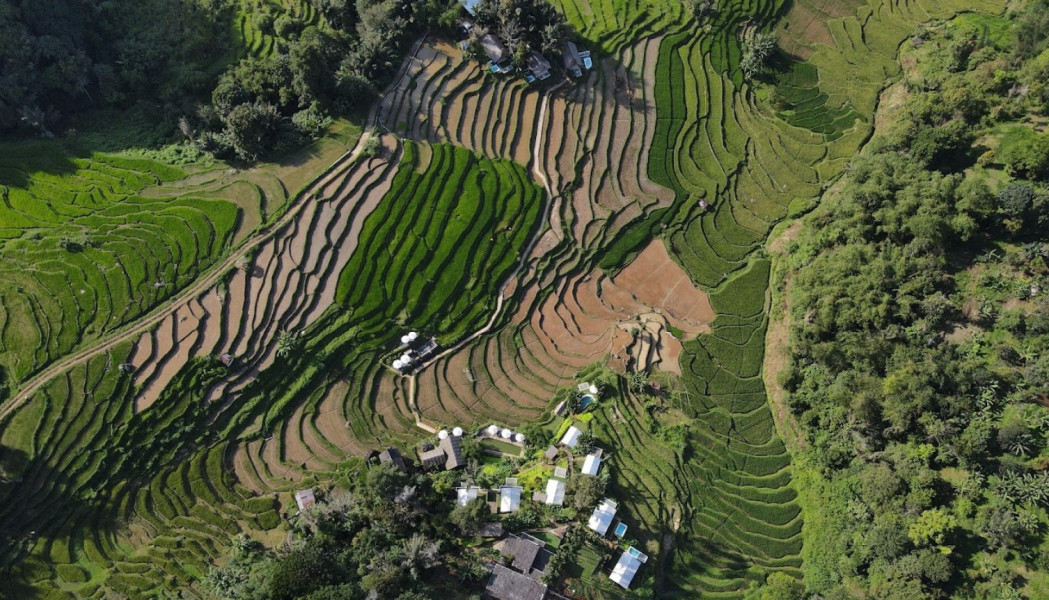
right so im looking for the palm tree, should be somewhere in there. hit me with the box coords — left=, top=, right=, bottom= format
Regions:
left=276, top=329, right=300, bottom=359
left=399, top=534, right=441, bottom=580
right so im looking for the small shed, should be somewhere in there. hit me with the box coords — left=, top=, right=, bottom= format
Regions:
left=581, top=454, right=601, bottom=476
left=294, top=489, right=316, bottom=511
left=544, top=446, right=559, bottom=461
left=378, top=447, right=407, bottom=472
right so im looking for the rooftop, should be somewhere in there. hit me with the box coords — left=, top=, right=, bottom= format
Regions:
left=486, top=563, right=547, bottom=600
left=457, top=486, right=482, bottom=507
left=610, top=550, right=641, bottom=589
left=378, top=447, right=407, bottom=472
left=500, top=485, right=522, bottom=513
left=544, top=478, right=566, bottom=506
left=561, top=425, right=581, bottom=448
left=588, top=498, right=618, bottom=536
left=481, top=34, right=508, bottom=64
left=294, top=488, right=315, bottom=511
left=581, top=454, right=601, bottom=476
left=441, top=434, right=464, bottom=470
left=503, top=534, right=543, bottom=573
left=418, top=447, right=446, bottom=469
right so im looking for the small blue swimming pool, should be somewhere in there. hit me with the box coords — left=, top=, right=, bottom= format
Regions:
left=579, top=394, right=595, bottom=410
left=614, top=523, right=628, bottom=538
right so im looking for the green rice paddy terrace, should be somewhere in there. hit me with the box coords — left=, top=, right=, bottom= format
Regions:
left=0, top=0, right=1006, bottom=597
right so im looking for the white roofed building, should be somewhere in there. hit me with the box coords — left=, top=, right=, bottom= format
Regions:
left=561, top=425, right=582, bottom=448
left=499, top=485, right=522, bottom=513
left=581, top=454, right=601, bottom=476
left=544, top=478, right=566, bottom=506
left=610, top=547, right=648, bottom=589
left=588, top=498, right=618, bottom=536
left=456, top=485, right=482, bottom=507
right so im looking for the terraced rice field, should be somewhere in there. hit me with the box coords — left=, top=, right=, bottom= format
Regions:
left=0, top=145, right=243, bottom=387
left=231, top=0, right=320, bottom=59
left=0, top=0, right=1010, bottom=597
left=0, top=137, right=544, bottom=597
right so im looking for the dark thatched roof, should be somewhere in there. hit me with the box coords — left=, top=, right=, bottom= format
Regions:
left=503, top=535, right=542, bottom=573
left=440, top=435, right=464, bottom=470
left=486, top=564, right=547, bottom=600
left=378, top=448, right=407, bottom=472
left=418, top=447, right=446, bottom=469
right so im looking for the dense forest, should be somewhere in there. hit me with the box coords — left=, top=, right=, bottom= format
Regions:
left=782, top=2, right=1049, bottom=598
left=0, top=0, right=462, bottom=158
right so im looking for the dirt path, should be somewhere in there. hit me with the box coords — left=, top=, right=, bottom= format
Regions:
left=0, top=36, right=431, bottom=424
left=406, top=80, right=565, bottom=429
left=762, top=222, right=807, bottom=453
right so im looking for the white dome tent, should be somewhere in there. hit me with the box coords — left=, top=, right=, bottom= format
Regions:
left=500, top=428, right=512, bottom=439
left=487, top=424, right=500, bottom=435
left=400, top=334, right=410, bottom=344
left=408, top=331, right=419, bottom=341
left=452, top=427, right=463, bottom=437
left=392, top=359, right=403, bottom=370
left=514, top=433, right=525, bottom=443
left=438, top=429, right=449, bottom=440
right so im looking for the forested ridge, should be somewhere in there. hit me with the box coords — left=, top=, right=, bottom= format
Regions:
left=782, top=3, right=1049, bottom=598
left=0, top=0, right=461, bottom=157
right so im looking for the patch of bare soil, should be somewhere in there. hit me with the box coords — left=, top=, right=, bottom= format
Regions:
left=764, top=224, right=808, bottom=452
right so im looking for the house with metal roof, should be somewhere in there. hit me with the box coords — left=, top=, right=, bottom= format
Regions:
left=588, top=498, right=618, bottom=536
left=610, top=547, right=648, bottom=589
left=544, top=478, right=566, bottom=506
left=581, top=453, right=601, bottom=476
left=560, top=425, right=581, bottom=448
left=499, top=484, right=522, bottom=513
left=457, top=485, right=483, bottom=507
left=294, top=488, right=316, bottom=511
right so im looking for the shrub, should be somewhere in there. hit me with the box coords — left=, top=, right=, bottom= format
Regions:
left=1000, top=132, right=1049, bottom=181
left=291, top=104, right=332, bottom=139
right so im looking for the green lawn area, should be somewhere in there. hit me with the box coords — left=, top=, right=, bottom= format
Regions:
left=480, top=438, right=525, bottom=456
